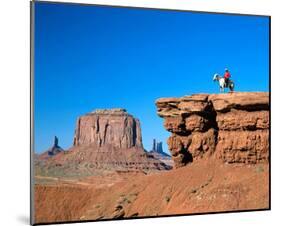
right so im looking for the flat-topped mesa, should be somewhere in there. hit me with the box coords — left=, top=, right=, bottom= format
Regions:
left=36, top=109, right=172, bottom=175
left=91, top=108, right=128, bottom=115
left=73, top=108, right=143, bottom=149
left=156, top=92, right=269, bottom=168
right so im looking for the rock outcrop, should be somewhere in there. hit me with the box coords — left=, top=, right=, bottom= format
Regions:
left=37, top=136, right=64, bottom=161
left=150, top=139, right=169, bottom=157
left=73, top=109, right=142, bottom=149
left=156, top=92, right=269, bottom=168
left=48, top=136, right=64, bottom=156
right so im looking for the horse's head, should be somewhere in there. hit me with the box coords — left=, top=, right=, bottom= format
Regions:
left=213, top=73, right=219, bottom=81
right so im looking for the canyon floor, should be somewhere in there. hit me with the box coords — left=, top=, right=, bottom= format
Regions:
left=34, top=159, right=269, bottom=224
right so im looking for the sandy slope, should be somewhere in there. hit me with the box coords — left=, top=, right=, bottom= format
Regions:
left=34, top=159, right=269, bottom=224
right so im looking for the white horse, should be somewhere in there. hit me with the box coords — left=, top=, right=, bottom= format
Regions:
left=213, top=73, right=234, bottom=93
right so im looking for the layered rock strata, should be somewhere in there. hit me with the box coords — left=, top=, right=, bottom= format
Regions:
left=73, top=109, right=142, bottom=149
left=156, top=92, right=269, bottom=168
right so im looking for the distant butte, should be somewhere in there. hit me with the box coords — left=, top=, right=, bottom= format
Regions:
left=73, top=108, right=143, bottom=149
left=148, top=139, right=173, bottom=167
left=36, top=109, right=171, bottom=177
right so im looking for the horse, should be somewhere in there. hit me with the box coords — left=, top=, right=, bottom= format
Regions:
left=213, top=73, right=234, bottom=93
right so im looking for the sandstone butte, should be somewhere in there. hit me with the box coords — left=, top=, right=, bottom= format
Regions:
left=73, top=108, right=143, bottom=149
left=156, top=92, right=269, bottom=168
left=36, top=108, right=171, bottom=178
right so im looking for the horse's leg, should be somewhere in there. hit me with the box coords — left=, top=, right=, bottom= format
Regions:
left=221, top=80, right=225, bottom=93
left=229, top=84, right=234, bottom=92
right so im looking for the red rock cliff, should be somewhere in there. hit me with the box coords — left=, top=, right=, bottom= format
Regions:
left=156, top=92, right=269, bottom=168
left=73, top=109, right=143, bottom=149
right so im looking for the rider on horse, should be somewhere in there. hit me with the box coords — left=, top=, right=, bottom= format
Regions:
left=213, top=68, right=234, bottom=92
left=224, top=68, right=231, bottom=87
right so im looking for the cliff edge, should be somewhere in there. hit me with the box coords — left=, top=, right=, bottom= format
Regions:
left=156, top=92, right=269, bottom=168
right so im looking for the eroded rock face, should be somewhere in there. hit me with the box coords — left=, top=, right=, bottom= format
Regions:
left=73, top=109, right=143, bottom=149
left=36, top=109, right=171, bottom=176
left=156, top=92, right=269, bottom=168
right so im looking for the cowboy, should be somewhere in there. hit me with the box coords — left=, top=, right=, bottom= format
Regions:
left=224, top=68, right=231, bottom=87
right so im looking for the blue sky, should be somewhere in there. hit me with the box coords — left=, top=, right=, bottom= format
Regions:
left=34, top=2, right=269, bottom=153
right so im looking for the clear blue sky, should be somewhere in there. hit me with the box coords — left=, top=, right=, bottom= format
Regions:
left=34, top=2, right=269, bottom=153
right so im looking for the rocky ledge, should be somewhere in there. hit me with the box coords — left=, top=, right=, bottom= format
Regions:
left=156, top=92, right=269, bottom=168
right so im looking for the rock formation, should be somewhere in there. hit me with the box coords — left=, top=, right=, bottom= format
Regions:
left=35, top=103, right=269, bottom=223
left=36, top=109, right=171, bottom=177
left=152, top=139, right=156, bottom=152
left=148, top=139, right=172, bottom=167
left=156, top=92, right=269, bottom=168
left=73, top=109, right=142, bottom=149
left=48, top=136, right=64, bottom=156
left=156, top=142, right=163, bottom=153
left=37, top=136, right=64, bottom=161
left=150, top=139, right=170, bottom=157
